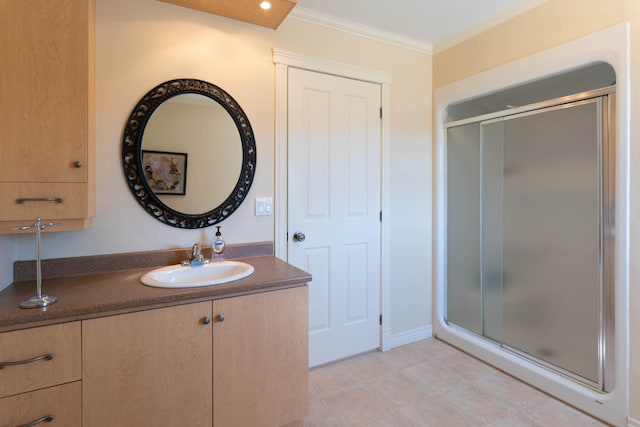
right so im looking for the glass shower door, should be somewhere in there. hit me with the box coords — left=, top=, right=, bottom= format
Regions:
left=497, top=100, right=602, bottom=385
left=446, top=95, right=610, bottom=390
left=446, top=122, right=482, bottom=335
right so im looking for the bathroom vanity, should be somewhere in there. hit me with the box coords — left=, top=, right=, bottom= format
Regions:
left=0, top=249, right=310, bottom=427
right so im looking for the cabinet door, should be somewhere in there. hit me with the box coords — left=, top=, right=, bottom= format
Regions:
left=0, top=0, right=93, bottom=183
left=213, top=286, right=309, bottom=427
left=83, top=302, right=212, bottom=427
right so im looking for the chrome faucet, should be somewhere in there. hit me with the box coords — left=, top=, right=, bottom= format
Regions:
left=181, top=243, right=209, bottom=266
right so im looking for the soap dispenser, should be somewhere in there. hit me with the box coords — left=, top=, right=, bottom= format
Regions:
left=211, top=226, right=225, bottom=262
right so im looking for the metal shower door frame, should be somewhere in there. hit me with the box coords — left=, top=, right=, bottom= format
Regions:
left=444, top=87, right=616, bottom=392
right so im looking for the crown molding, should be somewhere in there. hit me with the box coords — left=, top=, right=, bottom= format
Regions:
left=288, top=7, right=433, bottom=55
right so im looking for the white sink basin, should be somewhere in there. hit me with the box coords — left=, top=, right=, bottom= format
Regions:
left=141, top=261, right=254, bottom=288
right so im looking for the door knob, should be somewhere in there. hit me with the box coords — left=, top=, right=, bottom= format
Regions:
left=292, top=232, right=306, bottom=242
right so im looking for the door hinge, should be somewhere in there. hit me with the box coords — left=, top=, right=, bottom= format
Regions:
left=379, top=211, right=382, bottom=223
left=379, top=107, right=383, bottom=119
left=379, top=314, right=382, bottom=325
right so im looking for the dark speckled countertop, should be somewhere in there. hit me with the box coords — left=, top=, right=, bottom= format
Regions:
left=0, top=243, right=311, bottom=333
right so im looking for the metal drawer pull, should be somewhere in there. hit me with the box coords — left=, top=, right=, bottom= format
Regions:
left=15, top=198, right=63, bottom=204
left=17, top=415, right=54, bottom=427
left=0, top=353, right=53, bottom=369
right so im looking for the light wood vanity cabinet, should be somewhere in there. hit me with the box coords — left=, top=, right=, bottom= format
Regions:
left=82, top=286, right=308, bottom=427
left=213, top=286, right=309, bottom=426
left=0, top=0, right=95, bottom=233
left=0, top=322, right=82, bottom=427
left=82, top=301, right=213, bottom=426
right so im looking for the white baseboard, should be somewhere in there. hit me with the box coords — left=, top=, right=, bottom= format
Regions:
left=382, top=325, right=432, bottom=351
left=628, top=416, right=640, bottom=427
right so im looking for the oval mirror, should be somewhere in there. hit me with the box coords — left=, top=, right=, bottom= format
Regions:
left=122, top=79, right=256, bottom=228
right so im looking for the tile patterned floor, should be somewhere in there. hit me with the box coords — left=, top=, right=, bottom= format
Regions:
left=305, top=338, right=608, bottom=427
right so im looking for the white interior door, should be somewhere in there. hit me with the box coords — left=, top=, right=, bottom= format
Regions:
left=287, top=67, right=381, bottom=367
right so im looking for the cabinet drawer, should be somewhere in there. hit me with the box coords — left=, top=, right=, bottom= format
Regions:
left=0, top=381, right=81, bottom=427
left=0, top=322, right=81, bottom=398
left=0, top=183, right=90, bottom=221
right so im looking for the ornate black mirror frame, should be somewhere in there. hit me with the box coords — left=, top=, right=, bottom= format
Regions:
left=122, top=78, right=256, bottom=229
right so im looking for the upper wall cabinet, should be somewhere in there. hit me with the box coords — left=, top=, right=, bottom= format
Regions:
left=0, top=0, right=95, bottom=234
left=157, top=0, right=297, bottom=29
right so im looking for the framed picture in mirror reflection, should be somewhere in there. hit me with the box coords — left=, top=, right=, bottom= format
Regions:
left=142, top=150, right=188, bottom=195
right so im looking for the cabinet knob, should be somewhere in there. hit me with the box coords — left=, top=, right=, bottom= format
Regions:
left=216, top=314, right=225, bottom=322
left=73, top=161, right=83, bottom=168
left=202, top=316, right=211, bottom=325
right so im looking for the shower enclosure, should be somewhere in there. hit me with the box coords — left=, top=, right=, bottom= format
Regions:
left=445, top=85, right=615, bottom=391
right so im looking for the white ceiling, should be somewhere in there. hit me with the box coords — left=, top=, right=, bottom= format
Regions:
left=291, top=0, right=547, bottom=53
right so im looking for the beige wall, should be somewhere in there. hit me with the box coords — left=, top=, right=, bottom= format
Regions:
left=433, top=0, right=640, bottom=421
left=434, top=0, right=633, bottom=88
left=0, top=0, right=432, bottom=341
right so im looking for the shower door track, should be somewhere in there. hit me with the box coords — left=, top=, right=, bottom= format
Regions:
left=444, top=321, right=603, bottom=390
left=444, top=85, right=615, bottom=130
left=502, top=344, right=604, bottom=391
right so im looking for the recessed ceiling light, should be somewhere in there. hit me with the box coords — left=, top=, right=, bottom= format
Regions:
left=260, top=1, right=272, bottom=10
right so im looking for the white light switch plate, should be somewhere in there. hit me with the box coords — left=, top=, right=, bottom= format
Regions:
left=255, top=197, right=273, bottom=216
